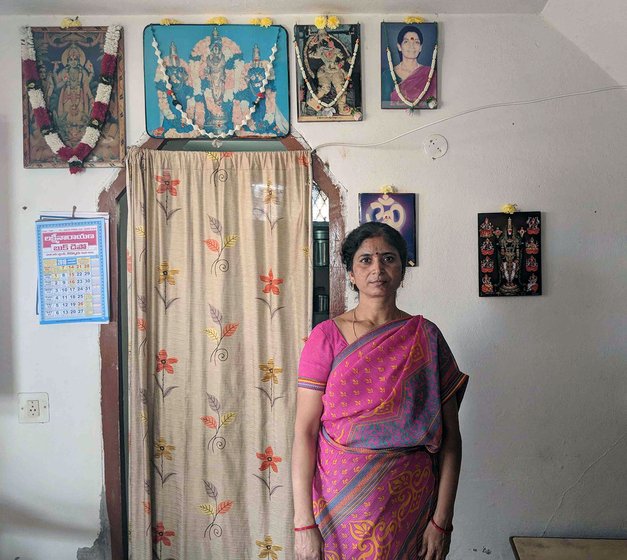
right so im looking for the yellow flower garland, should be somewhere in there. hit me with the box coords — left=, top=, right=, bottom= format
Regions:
left=327, top=15, right=340, bottom=29
left=60, top=17, right=82, bottom=28
left=314, top=15, right=341, bottom=29
left=404, top=16, right=426, bottom=24
left=314, top=16, right=327, bottom=29
left=207, top=16, right=228, bottom=25
left=250, top=17, right=273, bottom=27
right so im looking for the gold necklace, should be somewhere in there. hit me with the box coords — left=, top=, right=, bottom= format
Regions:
left=352, top=308, right=359, bottom=341
left=352, top=308, right=402, bottom=340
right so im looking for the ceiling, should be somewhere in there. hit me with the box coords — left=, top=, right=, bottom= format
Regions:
left=0, top=0, right=549, bottom=16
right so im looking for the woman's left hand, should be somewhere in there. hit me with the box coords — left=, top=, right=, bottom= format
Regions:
left=418, top=521, right=451, bottom=560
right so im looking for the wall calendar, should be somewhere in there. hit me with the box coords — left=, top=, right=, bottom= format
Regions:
left=36, top=217, right=110, bottom=324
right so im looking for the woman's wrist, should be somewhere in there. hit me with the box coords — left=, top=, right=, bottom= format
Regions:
left=294, top=515, right=317, bottom=527
left=294, top=523, right=318, bottom=532
left=430, top=518, right=453, bottom=535
left=432, top=509, right=453, bottom=529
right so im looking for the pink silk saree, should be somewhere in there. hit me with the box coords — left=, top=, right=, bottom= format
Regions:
left=298, top=316, right=468, bottom=560
left=389, top=65, right=437, bottom=107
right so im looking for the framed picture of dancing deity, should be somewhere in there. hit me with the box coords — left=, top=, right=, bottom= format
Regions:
left=359, top=193, right=417, bottom=267
left=22, top=27, right=126, bottom=169
left=143, top=24, right=290, bottom=139
left=478, top=212, right=542, bottom=297
left=294, top=24, right=362, bottom=122
left=380, top=22, right=438, bottom=110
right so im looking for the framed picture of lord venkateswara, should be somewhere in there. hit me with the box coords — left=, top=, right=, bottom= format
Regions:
left=143, top=24, right=290, bottom=138
left=359, top=193, right=417, bottom=266
left=478, top=212, right=542, bottom=297
left=22, top=27, right=126, bottom=169
left=294, top=24, right=362, bottom=122
left=381, top=22, right=438, bottom=110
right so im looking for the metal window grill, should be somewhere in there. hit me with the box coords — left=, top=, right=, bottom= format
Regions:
left=312, top=182, right=329, bottom=222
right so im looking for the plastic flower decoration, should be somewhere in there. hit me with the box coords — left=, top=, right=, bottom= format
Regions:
left=314, top=16, right=327, bottom=29
left=250, top=17, right=273, bottom=27
left=379, top=185, right=396, bottom=194
left=207, top=16, right=229, bottom=25
left=327, top=15, right=341, bottom=29
left=160, top=18, right=182, bottom=25
left=60, top=17, right=81, bottom=28
left=404, top=16, right=426, bottom=24
left=501, top=203, right=518, bottom=214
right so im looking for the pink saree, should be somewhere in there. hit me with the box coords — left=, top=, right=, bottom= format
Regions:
left=298, top=316, right=468, bottom=560
left=390, top=66, right=437, bottom=107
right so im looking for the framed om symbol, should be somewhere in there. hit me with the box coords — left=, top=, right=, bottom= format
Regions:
left=359, top=193, right=417, bottom=266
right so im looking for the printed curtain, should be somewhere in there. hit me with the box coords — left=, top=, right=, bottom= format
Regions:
left=126, top=147, right=312, bottom=559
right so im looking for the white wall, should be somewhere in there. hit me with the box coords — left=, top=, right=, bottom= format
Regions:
left=1, top=10, right=626, bottom=560
left=543, top=0, right=627, bottom=84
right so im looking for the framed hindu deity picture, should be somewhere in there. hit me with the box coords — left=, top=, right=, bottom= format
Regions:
left=22, top=27, right=126, bottom=169
left=478, top=212, right=542, bottom=297
left=381, top=22, right=438, bottom=110
left=359, top=193, right=417, bottom=266
left=143, top=24, right=290, bottom=139
left=294, top=24, right=362, bottom=122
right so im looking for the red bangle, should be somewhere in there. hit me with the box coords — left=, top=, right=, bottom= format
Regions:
left=294, top=523, right=318, bottom=532
left=430, top=519, right=453, bottom=535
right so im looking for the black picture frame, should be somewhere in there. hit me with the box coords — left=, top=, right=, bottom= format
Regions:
left=294, top=24, right=362, bottom=122
left=478, top=212, right=542, bottom=297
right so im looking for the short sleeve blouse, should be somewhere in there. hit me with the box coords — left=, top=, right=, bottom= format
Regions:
left=297, top=320, right=347, bottom=392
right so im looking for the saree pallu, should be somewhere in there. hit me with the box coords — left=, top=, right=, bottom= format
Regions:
left=299, top=316, right=468, bottom=560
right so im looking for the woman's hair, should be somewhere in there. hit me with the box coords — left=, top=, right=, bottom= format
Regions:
left=396, top=25, right=424, bottom=60
left=341, top=222, right=408, bottom=290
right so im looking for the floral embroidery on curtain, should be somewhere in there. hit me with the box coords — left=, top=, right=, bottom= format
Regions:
left=126, top=147, right=312, bottom=559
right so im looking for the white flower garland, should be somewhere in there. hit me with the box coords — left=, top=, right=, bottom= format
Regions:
left=21, top=25, right=121, bottom=172
left=293, top=38, right=359, bottom=109
left=150, top=26, right=279, bottom=139
left=386, top=44, right=437, bottom=108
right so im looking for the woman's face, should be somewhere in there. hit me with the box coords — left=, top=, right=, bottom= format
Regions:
left=349, top=236, right=403, bottom=297
left=397, top=32, right=422, bottom=61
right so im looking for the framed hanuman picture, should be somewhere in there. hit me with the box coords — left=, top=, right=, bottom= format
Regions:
left=22, top=26, right=126, bottom=169
left=143, top=24, right=290, bottom=139
left=359, top=193, right=417, bottom=266
left=478, top=212, right=542, bottom=297
left=294, top=24, right=362, bottom=122
left=381, top=22, right=438, bottom=110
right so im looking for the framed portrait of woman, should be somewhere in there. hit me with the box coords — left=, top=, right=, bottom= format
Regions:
left=22, top=27, right=126, bottom=169
left=359, top=192, right=417, bottom=266
left=380, top=22, right=438, bottom=110
left=143, top=24, right=290, bottom=139
left=294, top=24, right=362, bottom=122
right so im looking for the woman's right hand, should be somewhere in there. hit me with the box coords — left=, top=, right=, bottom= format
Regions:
left=295, top=527, right=324, bottom=560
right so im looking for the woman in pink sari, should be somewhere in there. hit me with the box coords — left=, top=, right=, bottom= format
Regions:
left=381, top=25, right=437, bottom=109
left=292, top=223, right=468, bottom=560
